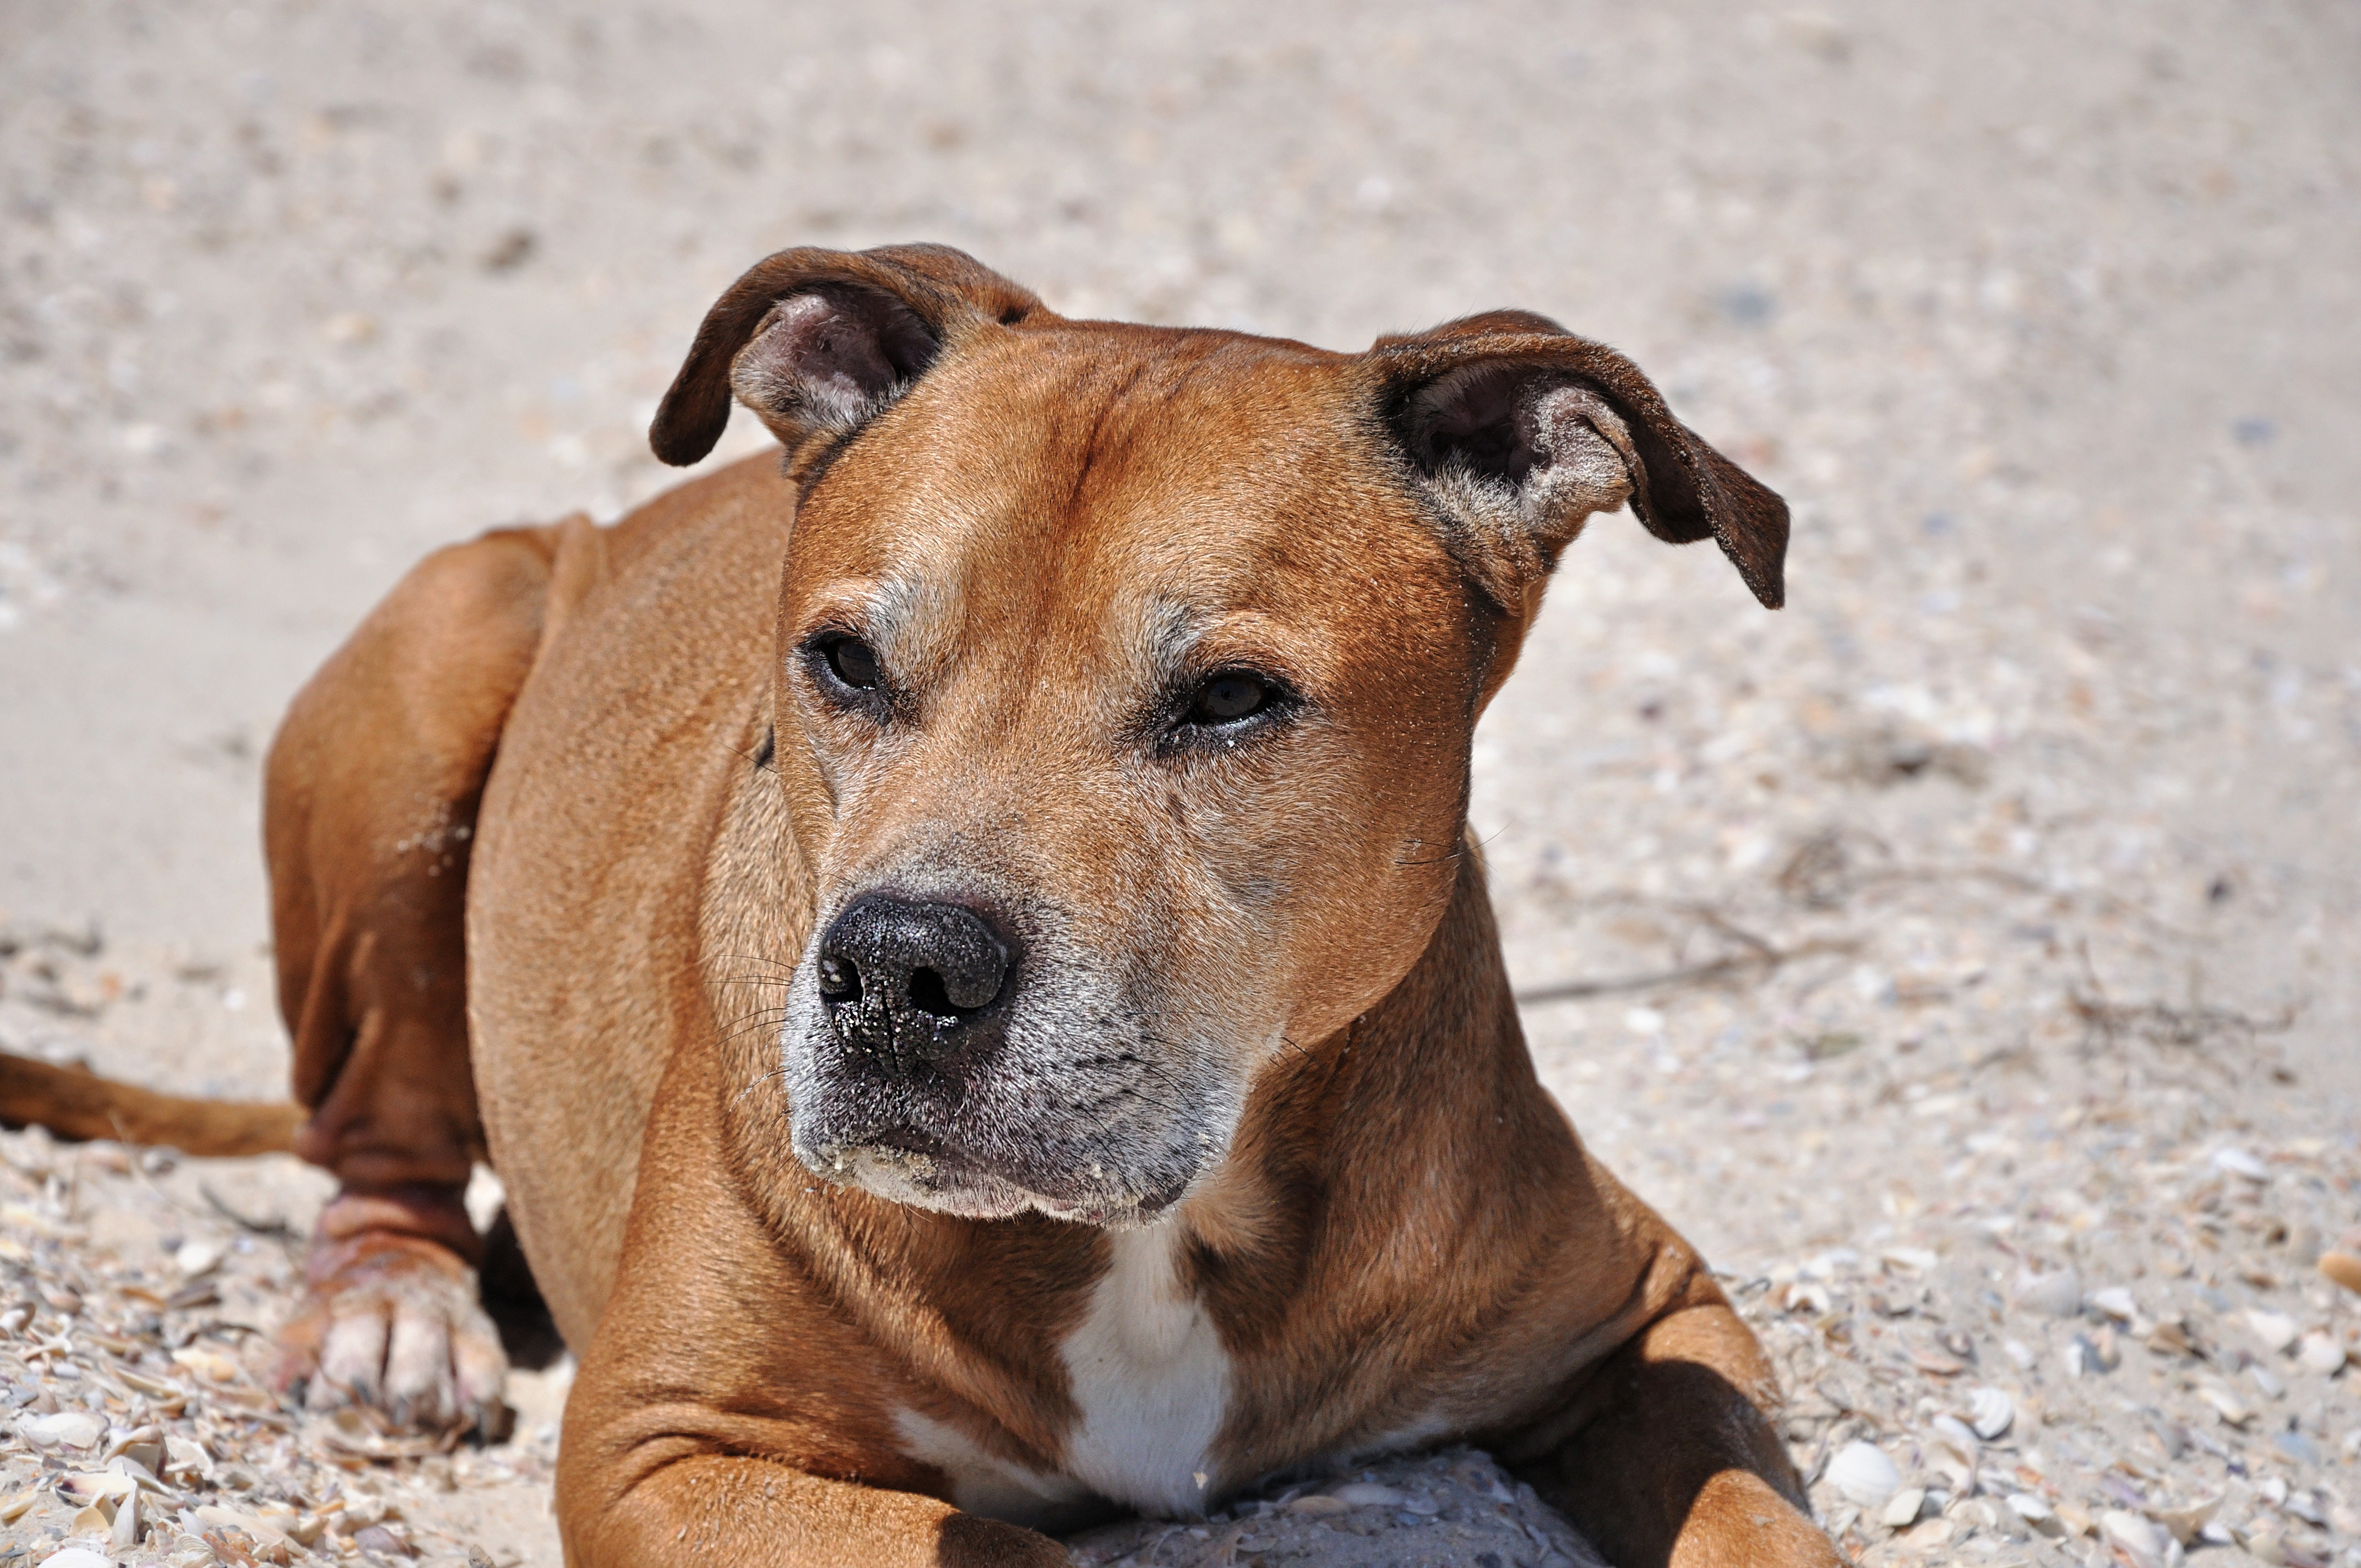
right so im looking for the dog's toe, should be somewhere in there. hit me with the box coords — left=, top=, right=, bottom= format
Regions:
left=311, top=1304, right=391, bottom=1406
left=384, top=1300, right=459, bottom=1426
left=273, top=1229, right=512, bottom=1436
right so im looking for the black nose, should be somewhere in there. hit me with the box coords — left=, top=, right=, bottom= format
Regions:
left=815, top=894, right=1013, bottom=1070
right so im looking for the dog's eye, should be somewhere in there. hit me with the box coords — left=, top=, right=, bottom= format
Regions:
left=824, top=638, right=880, bottom=690
left=1190, top=672, right=1270, bottom=724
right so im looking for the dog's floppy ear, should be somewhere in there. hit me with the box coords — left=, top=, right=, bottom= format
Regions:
left=1374, top=312, right=1788, bottom=608
left=650, top=243, right=1046, bottom=469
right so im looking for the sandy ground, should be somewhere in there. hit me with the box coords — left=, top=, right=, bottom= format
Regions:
left=3, top=1, right=2359, bottom=1564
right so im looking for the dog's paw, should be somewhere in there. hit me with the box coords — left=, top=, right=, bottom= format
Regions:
left=271, top=1202, right=512, bottom=1437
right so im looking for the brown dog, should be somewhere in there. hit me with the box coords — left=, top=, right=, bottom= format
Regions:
left=10, top=243, right=1843, bottom=1567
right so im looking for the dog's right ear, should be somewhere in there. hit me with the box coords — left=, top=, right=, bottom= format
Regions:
left=649, top=244, right=1046, bottom=469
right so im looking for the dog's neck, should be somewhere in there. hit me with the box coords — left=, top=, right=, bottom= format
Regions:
left=1176, top=843, right=1577, bottom=1298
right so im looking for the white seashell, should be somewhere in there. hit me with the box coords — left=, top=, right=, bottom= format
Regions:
left=108, top=1455, right=171, bottom=1495
left=2295, top=1331, right=2347, bottom=1376
left=173, top=1238, right=226, bottom=1279
left=55, top=1472, right=132, bottom=1505
left=164, top=1434, right=214, bottom=1477
left=194, top=1504, right=290, bottom=1545
left=1330, top=1483, right=1405, bottom=1508
left=1928, top=1414, right=1981, bottom=1461
left=2211, top=1146, right=2269, bottom=1181
left=2235, top=1518, right=2291, bottom=1563
left=2006, top=1493, right=2064, bottom=1537
left=1967, top=1386, right=2015, bottom=1440
left=1880, top=1487, right=1926, bottom=1528
left=1824, top=1440, right=1901, bottom=1509
left=2088, top=1286, right=2139, bottom=1321
left=2101, top=1510, right=2173, bottom=1568
left=2150, top=1494, right=2221, bottom=1545
left=2244, top=1309, right=2300, bottom=1354
left=1285, top=1494, right=1350, bottom=1515
left=35, top=1550, right=116, bottom=1568
left=21, top=1411, right=104, bottom=1450
left=2013, top=1267, right=2081, bottom=1317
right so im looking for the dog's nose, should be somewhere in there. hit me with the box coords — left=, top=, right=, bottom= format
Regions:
left=814, top=894, right=1012, bottom=1068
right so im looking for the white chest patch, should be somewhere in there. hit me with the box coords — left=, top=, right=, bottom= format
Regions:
left=892, top=1407, right=1096, bottom=1532
left=893, top=1223, right=1232, bottom=1528
left=1059, top=1223, right=1232, bottom=1517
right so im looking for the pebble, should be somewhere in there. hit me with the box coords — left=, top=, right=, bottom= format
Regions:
left=1330, top=1483, right=1406, bottom=1508
left=2087, top=1286, right=2139, bottom=1322
left=2320, top=1251, right=2361, bottom=1295
left=2272, top=1430, right=2320, bottom=1466
left=352, top=1523, right=417, bottom=1557
left=2243, top=1308, right=2299, bottom=1354
left=1966, top=1386, right=2014, bottom=1440
left=2294, top=1331, right=2346, bottom=1376
left=2196, top=1384, right=2253, bottom=1426
left=2211, top=1147, right=2270, bottom=1182
left=1824, top=1440, right=1901, bottom=1509
left=173, top=1237, right=227, bottom=1278
left=2064, top=1332, right=2118, bottom=1376
left=2013, top=1267, right=2081, bottom=1317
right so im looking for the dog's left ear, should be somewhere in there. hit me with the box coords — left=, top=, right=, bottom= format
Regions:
left=650, top=243, right=1046, bottom=470
left=1374, top=312, right=1788, bottom=608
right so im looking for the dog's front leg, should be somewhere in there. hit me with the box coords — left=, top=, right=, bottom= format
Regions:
left=1511, top=1299, right=1846, bottom=1568
left=556, top=1414, right=1069, bottom=1567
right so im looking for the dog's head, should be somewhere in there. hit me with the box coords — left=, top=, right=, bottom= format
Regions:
left=655, top=244, right=1785, bottom=1226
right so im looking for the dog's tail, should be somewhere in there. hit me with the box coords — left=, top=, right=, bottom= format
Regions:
left=0, top=1048, right=299, bottom=1158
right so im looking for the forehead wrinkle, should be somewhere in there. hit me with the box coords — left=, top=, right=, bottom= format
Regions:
left=847, top=328, right=1406, bottom=705
left=863, top=568, right=964, bottom=676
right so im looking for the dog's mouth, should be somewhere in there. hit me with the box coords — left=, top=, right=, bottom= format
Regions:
left=801, top=1129, right=1189, bottom=1228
